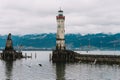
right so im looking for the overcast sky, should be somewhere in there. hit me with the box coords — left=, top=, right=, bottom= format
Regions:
left=0, top=0, right=120, bottom=35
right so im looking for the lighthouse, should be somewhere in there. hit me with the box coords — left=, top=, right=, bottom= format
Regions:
left=52, top=10, right=80, bottom=62
left=56, top=9, right=65, bottom=50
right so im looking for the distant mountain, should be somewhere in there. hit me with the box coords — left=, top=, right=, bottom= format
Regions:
left=0, top=33, right=120, bottom=50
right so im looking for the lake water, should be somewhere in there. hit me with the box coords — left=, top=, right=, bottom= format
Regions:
left=0, top=51, right=120, bottom=80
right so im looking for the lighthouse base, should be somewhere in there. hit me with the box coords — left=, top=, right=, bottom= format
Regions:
left=1, top=50, right=23, bottom=60
left=52, top=50, right=80, bottom=63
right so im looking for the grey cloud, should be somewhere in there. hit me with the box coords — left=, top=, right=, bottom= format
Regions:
left=0, top=0, right=120, bottom=35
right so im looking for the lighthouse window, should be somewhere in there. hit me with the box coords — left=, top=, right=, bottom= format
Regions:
left=58, top=25, right=60, bottom=28
left=57, top=35, right=59, bottom=38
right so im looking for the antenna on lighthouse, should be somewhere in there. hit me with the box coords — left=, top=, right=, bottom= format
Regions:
left=59, top=7, right=61, bottom=10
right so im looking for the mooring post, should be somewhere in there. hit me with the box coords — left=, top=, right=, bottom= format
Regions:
left=49, top=53, right=51, bottom=61
left=25, top=53, right=27, bottom=59
left=31, top=53, right=32, bottom=59
left=35, top=53, right=37, bottom=59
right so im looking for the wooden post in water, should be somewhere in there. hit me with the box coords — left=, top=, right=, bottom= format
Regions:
left=49, top=53, right=52, bottom=61
left=35, top=53, right=37, bottom=59
left=25, top=53, right=27, bottom=59
left=31, top=53, right=32, bottom=59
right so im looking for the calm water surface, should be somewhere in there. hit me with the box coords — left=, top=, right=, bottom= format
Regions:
left=0, top=51, right=120, bottom=80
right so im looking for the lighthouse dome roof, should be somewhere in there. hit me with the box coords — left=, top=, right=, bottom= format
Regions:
left=58, top=10, right=63, bottom=12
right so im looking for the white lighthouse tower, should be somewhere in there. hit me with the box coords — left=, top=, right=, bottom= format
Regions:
left=56, top=9, right=65, bottom=50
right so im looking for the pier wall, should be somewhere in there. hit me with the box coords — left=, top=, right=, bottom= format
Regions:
left=76, top=54, right=120, bottom=64
left=52, top=50, right=120, bottom=64
left=52, top=50, right=79, bottom=62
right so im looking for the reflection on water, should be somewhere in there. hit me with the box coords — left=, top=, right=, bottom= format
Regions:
left=5, top=60, right=13, bottom=80
left=0, top=51, right=120, bottom=80
left=55, top=63, right=65, bottom=80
